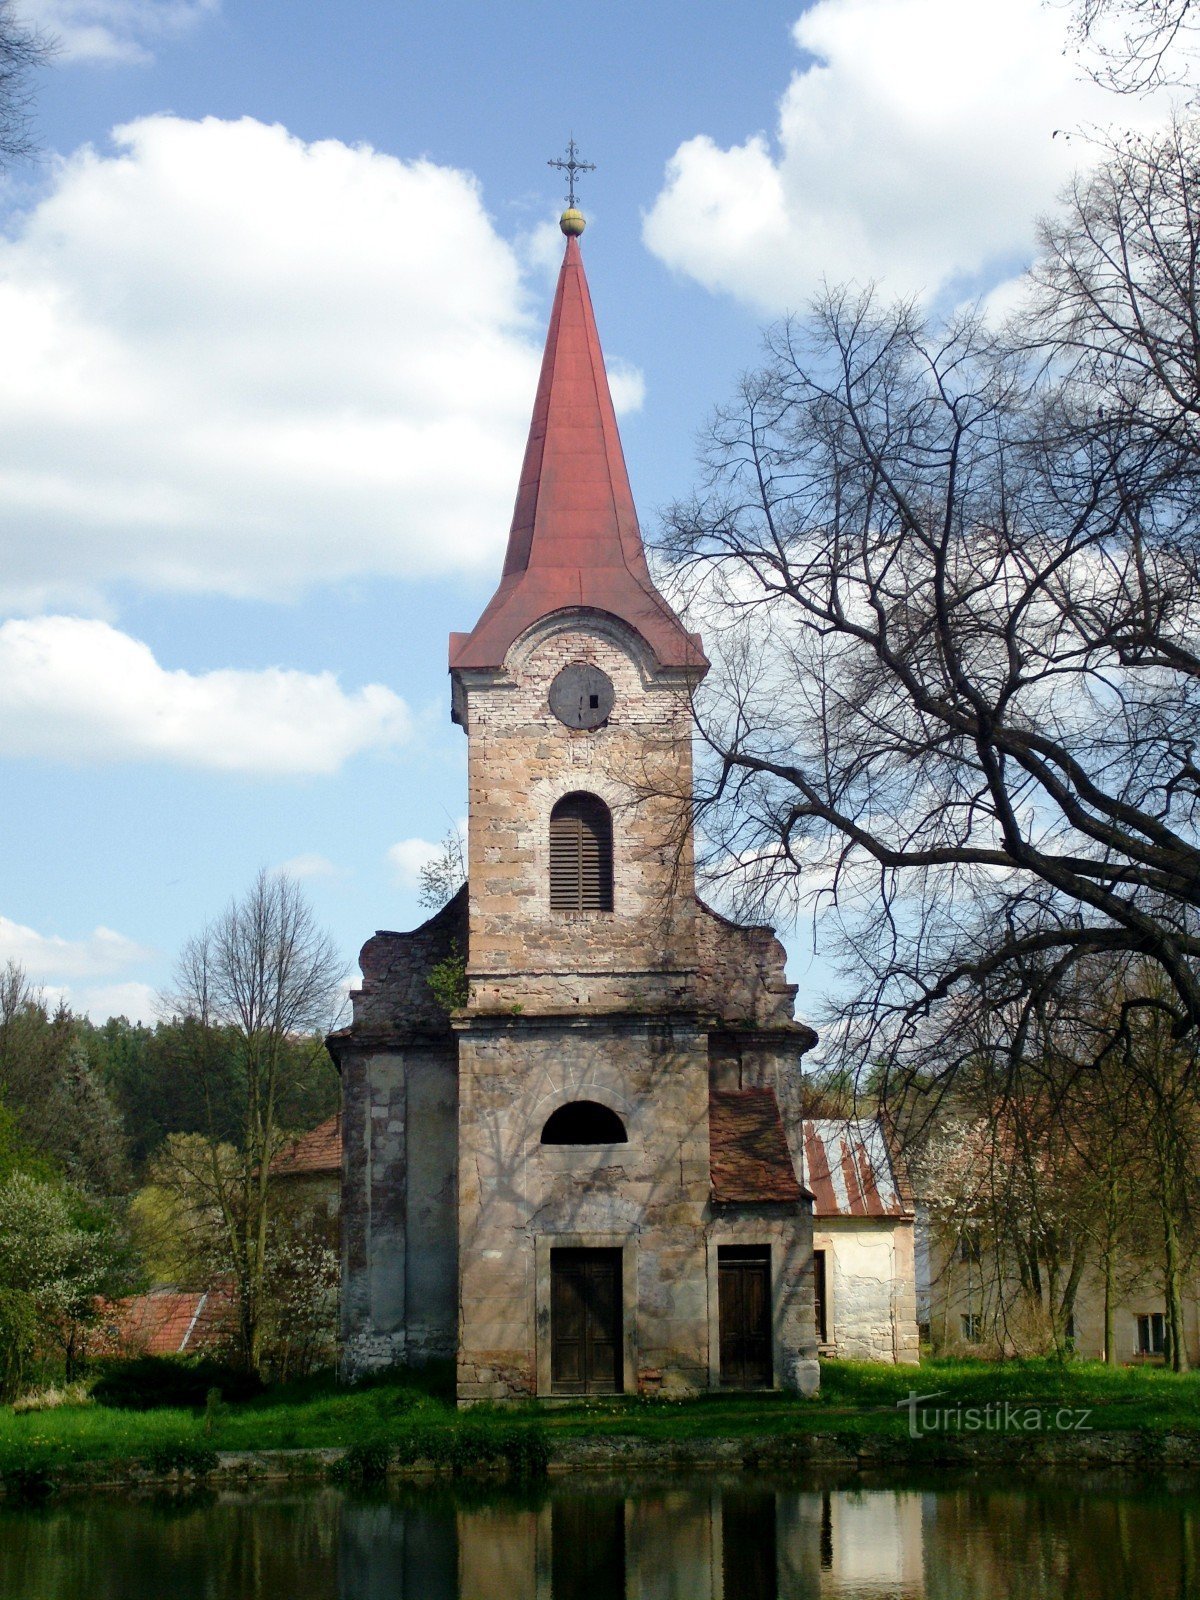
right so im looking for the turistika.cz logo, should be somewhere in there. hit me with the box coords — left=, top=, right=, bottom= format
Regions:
left=898, top=1390, right=1093, bottom=1439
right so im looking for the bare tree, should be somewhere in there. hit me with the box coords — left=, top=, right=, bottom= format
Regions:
left=1067, top=0, right=1200, bottom=94
left=906, top=965, right=1192, bottom=1362
left=1028, top=118, right=1200, bottom=459
left=168, top=870, right=344, bottom=1371
left=0, top=2, right=52, bottom=169
left=659, top=122, right=1200, bottom=1105
left=417, top=824, right=467, bottom=911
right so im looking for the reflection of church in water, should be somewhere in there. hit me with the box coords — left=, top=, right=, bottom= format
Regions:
left=337, top=1485, right=928, bottom=1599
left=331, top=191, right=823, bottom=1401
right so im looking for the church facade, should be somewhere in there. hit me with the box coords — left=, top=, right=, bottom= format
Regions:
left=331, top=207, right=822, bottom=1402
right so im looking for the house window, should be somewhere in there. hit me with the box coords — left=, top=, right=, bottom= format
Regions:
left=961, top=1313, right=982, bottom=1344
left=1136, top=1312, right=1166, bottom=1356
left=959, top=1227, right=982, bottom=1264
left=813, top=1248, right=828, bottom=1344
left=550, top=792, right=613, bottom=911
left=540, top=1101, right=627, bottom=1145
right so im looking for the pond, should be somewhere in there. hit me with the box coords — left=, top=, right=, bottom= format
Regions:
left=0, top=1474, right=1196, bottom=1597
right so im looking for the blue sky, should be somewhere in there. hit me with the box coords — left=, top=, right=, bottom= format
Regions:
left=0, top=0, right=1177, bottom=1024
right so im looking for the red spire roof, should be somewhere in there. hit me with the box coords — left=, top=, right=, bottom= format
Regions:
left=449, top=234, right=706, bottom=673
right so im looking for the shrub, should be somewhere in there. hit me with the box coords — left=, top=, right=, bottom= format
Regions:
left=11, top=1380, right=91, bottom=1413
left=0, top=1459, right=54, bottom=1503
left=331, top=1441, right=392, bottom=1483
left=144, top=1440, right=218, bottom=1475
left=427, top=944, right=469, bottom=1012
left=92, top=1355, right=263, bottom=1411
left=391, top=1421, right=550, bottom=1479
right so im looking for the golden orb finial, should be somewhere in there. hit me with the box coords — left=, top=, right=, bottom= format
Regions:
left=560, top=207, right=586, bottom=237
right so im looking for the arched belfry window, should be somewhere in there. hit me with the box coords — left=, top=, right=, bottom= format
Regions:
left=541, top=1101, right=628, bottom=1145
left=549, top=792, right=613, bottom=912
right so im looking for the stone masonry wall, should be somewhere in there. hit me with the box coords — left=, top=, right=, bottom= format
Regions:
left=456, top=613, right=701, bottom=1014
left=815, top=1217, right=920, bottom=1364
left=695, top=901, right=801, bottom=1030
left=455, top=1016, right=714, bottom=1401
left=335, top=893, right=465, bottom=1380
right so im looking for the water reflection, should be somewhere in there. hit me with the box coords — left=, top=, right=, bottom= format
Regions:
left=0, top=1476, right=1197, bottom=1598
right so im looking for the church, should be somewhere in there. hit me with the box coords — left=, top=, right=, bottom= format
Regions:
left=329, top=197, right=823, bottom=1402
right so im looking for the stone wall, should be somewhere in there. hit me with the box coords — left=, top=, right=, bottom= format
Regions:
left=455, top=1011, right=820, bottom=1402
left=455, top=1015, right=715, bottom=1401
left=455, top=613, right=701, bottom=1014
left=814, top=1217, right=920, bottom=1364
left=695, top=901, right=801, bottom=1030
left=351, top=888, right=466, bottom=1037
left=334, top=892, right=466, bottom=1380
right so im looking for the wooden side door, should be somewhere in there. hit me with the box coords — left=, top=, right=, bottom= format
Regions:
left=813, top=1248, right=828, bottom=1344
left=722, top=1490, right=777, bottom=1600
left=552, top=1495, right=627, bottom=1600
left=551, top=1248, right=622, bottom=1394
left=718, top=1246, right=772, bottom=1388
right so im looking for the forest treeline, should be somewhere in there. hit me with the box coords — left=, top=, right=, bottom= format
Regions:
left=0, top=874, right=345, bottom=1397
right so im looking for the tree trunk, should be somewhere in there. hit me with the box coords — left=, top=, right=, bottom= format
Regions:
left=1164, top=1203, right=1190, bottom=1373
left=1102, top=1174, right=1120, bottom=1366
left=1103, top=1249, right=1115, bottom=1365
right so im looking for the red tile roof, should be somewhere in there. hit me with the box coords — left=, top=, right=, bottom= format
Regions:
left=449, top=234, right=706, bottom=675
left=709, top=1089, right=809, bottom=1205
left=800, top=1119, right=913, bottom=1219
left=93, top=1285, right=236, bottom=1357
left=270, top=1113, right=342, bottom=1178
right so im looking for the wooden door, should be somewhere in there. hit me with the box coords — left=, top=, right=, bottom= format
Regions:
left=551, top=1248, right=622, bottom=1394
left=718, top=1246, right=772, bottom=1388
left=722, top=1490, right=777, bottom=1600
left=813, top=1248, right=828, bottom=1344
left=552, top=1495, right=626, bottom=1600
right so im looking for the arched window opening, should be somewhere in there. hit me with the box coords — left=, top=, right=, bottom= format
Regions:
left=549, top=792, right=613, bottom=911
left=540, top=1100, right=628, bottom=1145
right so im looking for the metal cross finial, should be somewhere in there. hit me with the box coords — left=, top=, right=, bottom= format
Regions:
left=548, top=138, right=595, bottom=209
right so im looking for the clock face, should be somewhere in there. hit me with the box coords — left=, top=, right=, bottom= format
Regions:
left=548, top=663, right=615, bottom=729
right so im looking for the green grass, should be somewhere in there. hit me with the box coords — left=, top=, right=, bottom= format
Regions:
left=1, top=1358, right=1198, bottom=1482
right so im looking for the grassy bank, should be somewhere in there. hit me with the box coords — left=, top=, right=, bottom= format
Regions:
left=1, top=1359, right=1198, bottom=1486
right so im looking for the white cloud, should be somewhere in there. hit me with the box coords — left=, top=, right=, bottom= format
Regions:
left=607, top=358, right=646, bottom=416
left=387, top=817, right=467, bottom=889
left=643, top=0, right=1174, bottom=312
left=0, top=116, right=639, bottom=611
left=76, top=980, right=160, bottom=1024
left=276, top=852, right=338, bottom=880
left=0, top=912, right=150, bottom=980
left=518, top=217, right=567, bottom=279
left=22, top=0, right=217, bottom=66
left=386, top=837, right=442, bottom=887
left=0, top=615, right=411, bottom=773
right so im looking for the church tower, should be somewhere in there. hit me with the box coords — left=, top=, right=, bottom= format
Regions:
left=334, top=193, right=820, bottom=1401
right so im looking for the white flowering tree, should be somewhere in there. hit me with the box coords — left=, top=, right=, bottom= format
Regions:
left=0, top=1171, right=127, bottom=1396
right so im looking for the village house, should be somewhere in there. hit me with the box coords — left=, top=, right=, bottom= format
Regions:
left=803, top=1119, right=919, bottom=1365
left=914, top=1111, right=1199, bottom=1363
left=327, top=203, right=830, bottom=1402
left=921, top=1221, right=1200, bottom=1366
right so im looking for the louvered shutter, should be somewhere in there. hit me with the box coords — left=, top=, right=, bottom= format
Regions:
left=550, top=793, right=613, bottom=911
